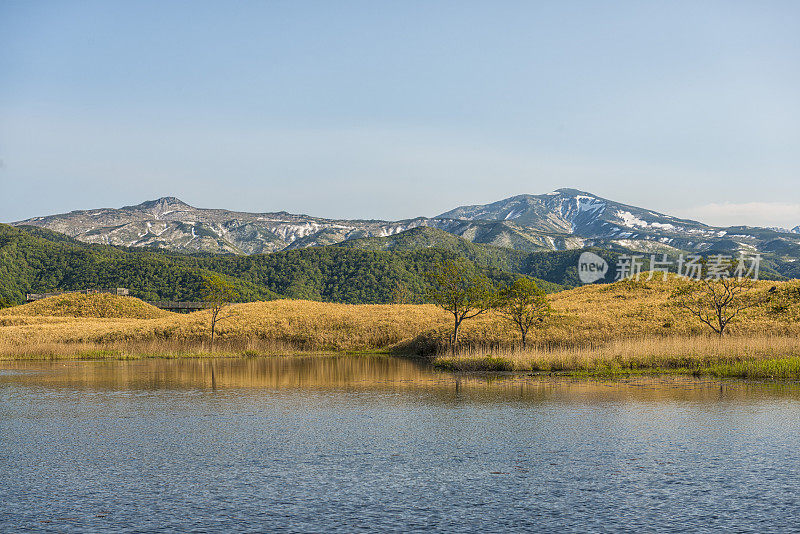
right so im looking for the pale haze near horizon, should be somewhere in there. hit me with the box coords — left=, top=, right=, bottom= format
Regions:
left=1, top=1, right=798, bottom=228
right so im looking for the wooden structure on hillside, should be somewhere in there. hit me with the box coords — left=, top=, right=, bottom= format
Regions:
left=146, top=301, right=207, bottom=313
left=26, top=288, right=130, bottom=302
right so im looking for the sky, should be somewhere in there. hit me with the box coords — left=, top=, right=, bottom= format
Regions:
left=1, top=0, right=799, bottom=228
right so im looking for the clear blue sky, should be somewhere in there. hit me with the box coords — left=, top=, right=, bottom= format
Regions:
left=1, top=1, right=798, bottom=227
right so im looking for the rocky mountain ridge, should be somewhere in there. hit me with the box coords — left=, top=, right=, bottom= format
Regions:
left=13, top=189, right=800, bottom=260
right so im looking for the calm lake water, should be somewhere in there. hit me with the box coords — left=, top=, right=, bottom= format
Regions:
left=1, top=356, right=799, bottom=533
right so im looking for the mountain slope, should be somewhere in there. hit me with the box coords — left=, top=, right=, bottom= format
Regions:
left=437, top=188, right=800, bottom=259
left=438, top=188, right=709, bottom=244
left=16, top=197, right=434, bottom=254
left=12, top=190, right=800, bottom=262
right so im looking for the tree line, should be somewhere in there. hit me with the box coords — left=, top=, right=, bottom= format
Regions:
left=426, top=256, right=787, bottom=350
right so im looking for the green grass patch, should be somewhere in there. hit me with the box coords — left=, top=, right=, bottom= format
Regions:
left=435, top=353, right=800, bottom=381
left=702, top=357, right=800, bottom=380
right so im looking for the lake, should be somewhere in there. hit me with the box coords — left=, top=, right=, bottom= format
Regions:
left=1, top=356, right=799, bottom=533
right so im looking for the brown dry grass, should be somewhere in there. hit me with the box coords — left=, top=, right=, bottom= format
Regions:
left=0, top=295, right=454, bottom=358
left=405, top=278, right=800, bottom=354
left=1, top=278, right=798, bottom=363
left=0, top=292, right=170, bottom=319
left=434, top=335, right=800, bottom=373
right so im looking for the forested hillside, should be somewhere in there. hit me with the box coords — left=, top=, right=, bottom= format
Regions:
left=0, top=225, right=562, bottom=306
left=0, top=225, right=278, bottom=305
left=335, top=226, right=633, bottom=286
left=2, top=223, right=788, bottom=308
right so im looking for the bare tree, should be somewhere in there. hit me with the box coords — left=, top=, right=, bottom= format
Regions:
left=426, top=259, right=495, bottom=347
left=202, top=274, right=239, bottom=351
left=496, top=277, right=551, bottom=348
left=671, top=276, right=763, bottom=337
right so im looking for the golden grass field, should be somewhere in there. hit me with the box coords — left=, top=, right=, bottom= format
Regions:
left=0, top=296, right=452, bottom=358
left=1, top=278, right=799, bottom=379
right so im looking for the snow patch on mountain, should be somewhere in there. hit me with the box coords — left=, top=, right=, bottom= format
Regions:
left=615, top=210, right=648, bottom=228
left=575, top=195, right=605, bottom=212
left=769, top=226, right=800, bottom=234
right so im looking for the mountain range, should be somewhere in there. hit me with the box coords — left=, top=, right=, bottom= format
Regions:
left=13, top=188, right=800, bottom=261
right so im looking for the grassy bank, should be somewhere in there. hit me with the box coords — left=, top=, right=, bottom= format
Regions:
left=1, top=279, right=799, bottom=380
left=0, top=339, right=347, bottom=360
left=433, top=335, right=800, bottom=380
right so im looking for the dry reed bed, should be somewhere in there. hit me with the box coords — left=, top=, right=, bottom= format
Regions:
left=0, top=298, right=455, bottom=356
left=1, top=280, right=798, bottom=364
left=434, top=335, right=800, bottom=373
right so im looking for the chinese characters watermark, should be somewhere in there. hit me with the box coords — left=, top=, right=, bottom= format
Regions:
left=612, top=253, right=761, bottom=282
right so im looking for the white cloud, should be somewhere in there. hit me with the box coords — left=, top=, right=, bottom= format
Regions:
left=676, top=202, right=800, bottom=229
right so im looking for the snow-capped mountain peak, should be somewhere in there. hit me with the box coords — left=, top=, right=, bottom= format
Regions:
left=11, top=190, right=800, bottom=259
left=436, top=188, right=700, bottom=238
left=130, top=197, right=193, bottom=220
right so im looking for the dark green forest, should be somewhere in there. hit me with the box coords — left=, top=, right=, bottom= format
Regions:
left=0, top=224, right=563, bottom=306
left=1, top=224, right=790, bottom=307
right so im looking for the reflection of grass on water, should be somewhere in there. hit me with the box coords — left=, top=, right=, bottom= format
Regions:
left=435, top=356, right=516, bottom=372
left=569, top=358, right=800, bottom=380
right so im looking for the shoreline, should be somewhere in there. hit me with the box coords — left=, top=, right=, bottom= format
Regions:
left=3, top=343, right=800, bottom=382
left=434, top=361, right=800, bottom=382
left=0, top=345, right=391, bottom=362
